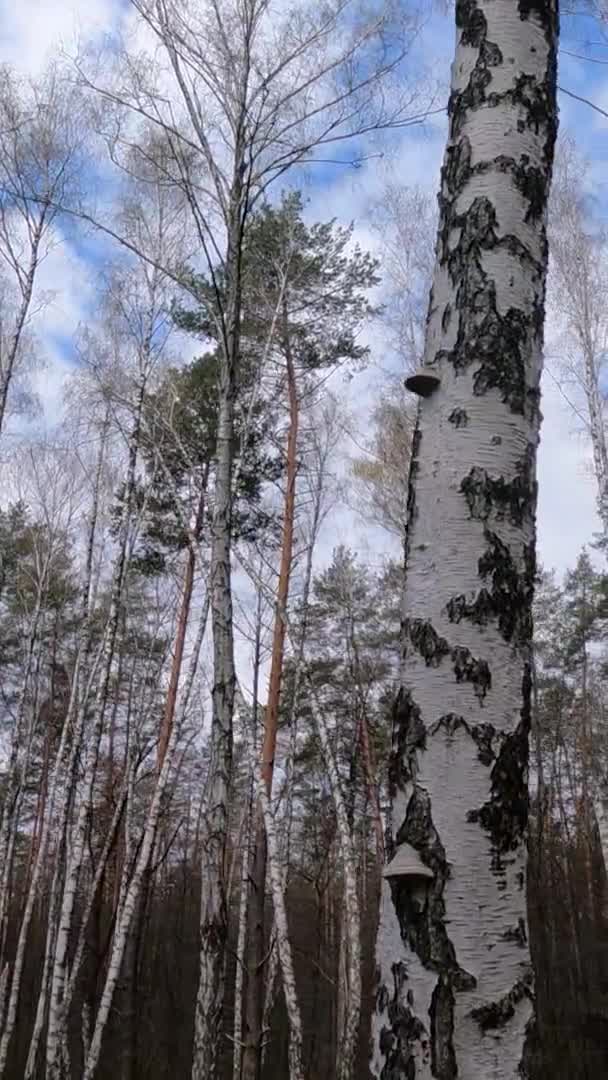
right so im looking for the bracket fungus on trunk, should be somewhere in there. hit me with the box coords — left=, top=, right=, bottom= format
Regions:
left=383, top=842, right=434, bottom=884
left=404, top=368, right=441, bottom=398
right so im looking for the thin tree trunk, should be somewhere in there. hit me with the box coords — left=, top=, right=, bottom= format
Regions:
left=358, top=713, right=384, bottom=865
left=0, top=630, right=107, bottom=1076
left=303, top=681, right=362, bottom=1080
left=46, top=379, right=145, bottom=1080
left=0, top=422, right=109, bottom=1070
left=233, top=586, right=263, bottom=1080
left=157, top=475, right=208, bottom=772
left=0, top=585, right=46, bottom=971
left=372, top=3, right=559, bottom=1075
left=0, top=208, right=46, bottom=438
left=256, top=775, right=304, bottom=1080
left=24, top=781, right=127, bottom=1079
left=192, top=201, right=243, bottom=1080
left=260, top=411, right=333, bottom=1060
left=81, top=580, right=210, bottom=1079
left=243, top=305, right=299, bottom=1080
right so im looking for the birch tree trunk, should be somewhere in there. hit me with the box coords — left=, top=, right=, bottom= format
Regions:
left=373, top=2, right=559, bottom=1076
left=243, top=303, right=299, bottom=1080
left=157, top=476, right=208, bottom=772
left=45, top=379, right=145, bottom=1080
left=0, top=209, right=46, bottom=439
left=192, top=204, right=242, bottom=1080
left=81, top=589, right=209, bottom=1080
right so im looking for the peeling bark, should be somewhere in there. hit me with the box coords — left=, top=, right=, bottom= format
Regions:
left=373, top=1, right=558, bottom=1076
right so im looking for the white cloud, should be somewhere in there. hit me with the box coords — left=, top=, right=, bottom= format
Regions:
left=0, top=0, right=121, bottom=76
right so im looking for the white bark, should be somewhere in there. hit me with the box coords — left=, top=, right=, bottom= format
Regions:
left=372, top=2, right=558, bottom=1077
left=259, top=399, right=342, bottom=1063
left=305, top=681, right=362, bottom=1080
left=192, top=221, right=241, bottom=1080
left=0, top=632, right=107, bottom=1076
left=548, top=141, right=608, bottom=537
left=45, top=391, right=143, bottom=1080
left=80, top=591, right=209, bottom=1079
left=0, top=211, right=46, bottom=437
left=0, top=585, right=46, bottom=970
left=232, top=783, right=254, bottom=1080
left=256, top=774, right=305, bottom=1080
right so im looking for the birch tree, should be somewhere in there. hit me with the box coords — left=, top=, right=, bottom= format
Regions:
left=373, top=2, right=559, bottom=1076
left=71, top=12, right=428, bottom=1067
left=547, top=137, right=608, bottom=536
left=0, top=64, right=84, bottom=439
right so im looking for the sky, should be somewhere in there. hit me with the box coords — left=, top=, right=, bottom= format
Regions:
left=0, top=0, right=606, bottom=579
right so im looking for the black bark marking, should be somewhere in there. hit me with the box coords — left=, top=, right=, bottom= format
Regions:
left=456, top=0, right=487, bottom=47
left=403, top=425, right=422, bottom=568
left=389, top=688, right=426, bottom=796
left=406, top=619, right=492, bottom=701
left=448, top=407, right=468, bottom=428
left=435, top=194, right=540, bottom=417
left=430, top=975, right=457, bottom=1079
left=460, top=447, right=536, bottom=528
left=478, top=531, right=534, bottom=643
left=467, top=695, right=530, bottom=854
left=376, top=961, right=430, bottom=1079
left=447, top=530, right=535, bottom=645
left=520, top=1015, right=541, bottom=1080
left=408, top=619, right=450, bottom=666
left=502, top=917, right=528, bottom=947
left=430, top=713, right=497, bottom=766
left=451, top=646, right=491, bottom=701
left=471, top=971, right=533, bottom=1032
left=431, top=0, right=557, bottom=426
left=465, top=155, right=548, bottom=222
left=385, top=788, right=476, bottom=1073
left=393, top=789, right=476, bottom=992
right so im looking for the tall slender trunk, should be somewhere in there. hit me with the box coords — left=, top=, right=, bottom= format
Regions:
left=157, top=474, right=208, bottom=772
left=0, top=420, right=109, bottom=1074
left=0, top=586, right=46, bottom=972
left=243, top=306, right=299, bottom=1080
left=233, top=587, right=263, bottom=1080
left=260, top=415, right=334, bottom=1061
left=46, top=379, right=145, bottom=1080
left=0, top=207, right=46, bottom=438
left=256, top=777, right=305, bottom=1080
left=302, top=681, right=362, bottom=1080
left=192, top=197, right=243, bottom=1080
left=372, top=3, right=558, bottom=1076
left=82, top=588, right=209, bottom=1080
left=0, top=629, right=107, bottom=1076
left=581, top=338, right=608, bottom=535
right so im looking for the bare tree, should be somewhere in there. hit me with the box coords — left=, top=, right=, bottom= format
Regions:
left=350, top=386, right=415, bottom=543
left=369, top=180, right=436, bottom=374
left=0, top=64, right=84, bottom=438
left=548, top=136, right=608, bottom=536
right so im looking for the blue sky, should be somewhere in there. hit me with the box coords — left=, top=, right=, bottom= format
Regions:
left=1, top=0, right=606, bottom=577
